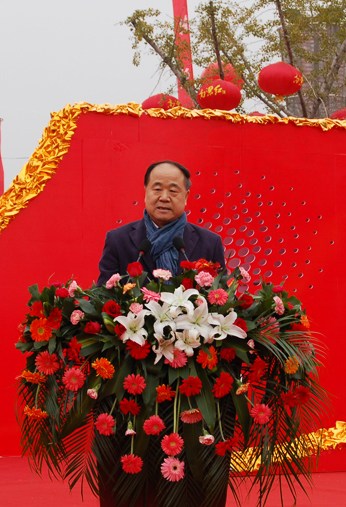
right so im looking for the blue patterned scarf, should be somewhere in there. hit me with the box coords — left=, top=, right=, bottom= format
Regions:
left=144, top=210, right=187, bottom=275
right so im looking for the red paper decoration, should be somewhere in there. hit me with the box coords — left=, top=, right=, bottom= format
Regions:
left=258, top=62, right=303, bottom=97
left=197, top=79, right=242, bottom=110
left=201, top=62, right=244, bottom=89
left=330, top=108, right=346, bottom=120
left=247, top=111, right=265, bottom=117
left=142, top=94, right=181, bottom=110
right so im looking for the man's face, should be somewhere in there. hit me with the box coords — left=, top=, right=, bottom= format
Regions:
left=145, top=163, right=189, bottom=227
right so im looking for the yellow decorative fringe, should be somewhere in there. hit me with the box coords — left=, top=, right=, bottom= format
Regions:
left=1, top=102, right=346, bottom=233
left=232, top=421, right=346, bottom=471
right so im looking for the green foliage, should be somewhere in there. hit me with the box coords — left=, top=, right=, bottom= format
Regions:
left=123, top=0, right=346, bottom=118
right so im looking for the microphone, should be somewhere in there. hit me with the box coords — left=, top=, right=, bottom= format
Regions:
left=136, top=238, right=152, bottom=262
left=173, top=236, right=190, bottom=261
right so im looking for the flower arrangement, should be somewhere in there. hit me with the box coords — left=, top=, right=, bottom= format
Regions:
left=16, top=260, right=327, bottom=506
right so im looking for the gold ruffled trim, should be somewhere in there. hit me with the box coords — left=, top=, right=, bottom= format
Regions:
left=1, top=102, right=346, bottom=233
left=232, top=420, right=346, bottom=471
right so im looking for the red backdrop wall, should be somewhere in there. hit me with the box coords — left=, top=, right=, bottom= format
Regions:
left=1, top=105, right=345, bottom=469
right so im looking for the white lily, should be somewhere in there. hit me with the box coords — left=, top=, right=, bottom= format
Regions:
left=174, top=328, right=201, bottom=357
left=114, top=310, right=150, bottom=346
left=160, top=286, right=199, bottom=316
left=152, top=333, right=175, bottom=364
left=208, top=310, right=247, bottom=341
left=175, top=296, right=213, bottom=340
left=145, top=300, right=177, bottom=335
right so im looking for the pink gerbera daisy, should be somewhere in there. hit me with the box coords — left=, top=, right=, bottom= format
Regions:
left=250, top=403, right=272, bottom=424
left=180, top=408, right=203, bottom=424
left=161, top=457, right=185, bottom=482
left=121, top=454, right=143, bottom=474
left=141, top=287, right=161, bottom=302
left=62, top=367, right=85, bottom=391
left=35, top=351, right=60, bottom=375
left=164, top=348, right=188, bottom=368
left=161, top=432, right=184, bottom=456
left=123, top=373, right=146, bottom=395
left=95, top=413, right=115, bottom=436
left=208, top=289, right=228, bottom=305
left=143, top=415, right=166, bottom=435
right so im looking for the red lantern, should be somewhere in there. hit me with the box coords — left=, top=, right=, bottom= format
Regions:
left=142, top=93, right=181, bottom=110
left=201, top=62, right=244, bottom=89
left=330, top=108, right=346, bottom=120
left=258, top=62, right=303, bottom=97
left=197, top=79, right=242, bottom=110
left=247, top=111, right=265, bottom=117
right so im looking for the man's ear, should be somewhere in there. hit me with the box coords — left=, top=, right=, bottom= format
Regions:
left=185, top=189, right=190, bottom=205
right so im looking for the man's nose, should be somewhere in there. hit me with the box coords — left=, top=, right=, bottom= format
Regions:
left=158, top=190, right=170, bottom=201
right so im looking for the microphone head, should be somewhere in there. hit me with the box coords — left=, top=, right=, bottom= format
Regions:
left=173, top=236, right=185, bottom=252
left=139, top=238, right=151, bottom=254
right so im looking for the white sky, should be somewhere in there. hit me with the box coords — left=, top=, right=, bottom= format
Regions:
left=0, top=0, right=204, bottom=189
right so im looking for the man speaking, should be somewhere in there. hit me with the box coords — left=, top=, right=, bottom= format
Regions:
left=97, top=160, right=225, bottom=284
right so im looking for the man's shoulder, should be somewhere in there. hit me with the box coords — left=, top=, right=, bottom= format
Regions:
left=106, top=219, right=143, bottom=237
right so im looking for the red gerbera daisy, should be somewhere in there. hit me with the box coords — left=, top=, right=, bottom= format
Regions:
left=180, top=408, right=203, bottom=424
left=119, top=398, right=141, bottom=416
left=143, top=415, right=166, bottom=435
left=30, top=318, right=53, bottom=342
left=125, top=340, right=150, bottom=361
left=123, top=373, right=146, bottom=395
left=62, top=367, right=86, bottom=391
left=250, top=403, right=272, bottom=424
left=196, top=346, right=218, bottom=370
left=95, top=413, right=116, bottom=436
left=126, top=340, right=151, bottom=359
left=293, top=385, right=311, bottom=405
left=156, top=384, right=176, bottom=403
left=164, top=348, right=188, bottom=369
left=121, top=454, right=143, bottom=474
left=212, top=371, right=234, bottom=398
left=248, top=357, right=268, bottom=383
left=161, top=432, right=184, bottom=456
left=179, top=376, right=202, bottom=397
left=220, top=347, right=236, bottom=362
left=35, top=351, right=60, bottom=375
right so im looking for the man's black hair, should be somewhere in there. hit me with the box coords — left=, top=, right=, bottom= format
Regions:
left=144, top=160, right=192, bottom=190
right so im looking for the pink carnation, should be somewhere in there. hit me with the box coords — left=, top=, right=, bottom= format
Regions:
left=129, top=302, right=143, bottom=314
left=195, top=271, right=214, bottom=287
left=68, top=280, right=79, bottom=297
left=273, top=296, right=285, bottom=315
left=70, top=309, right=84, bottom=325
left=199, top=434, right=215, bottom=445
left=239, top=267, right=251, bottom=284
left=87, top=388, right=98, bottom=399
left=153, top=269, right=172, bottom=281
left=105, top=273, right=121, bottom=289
left=141, top=287, right=161, bottom=302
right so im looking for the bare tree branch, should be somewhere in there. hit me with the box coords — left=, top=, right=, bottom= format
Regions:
left=208, top=1, right=224, bottom=79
